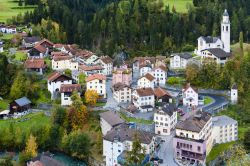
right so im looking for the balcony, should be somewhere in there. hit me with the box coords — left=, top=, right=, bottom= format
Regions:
left=181, top=150, right=205, bottom=161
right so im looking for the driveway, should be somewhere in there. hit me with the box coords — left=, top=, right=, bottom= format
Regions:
left=103, top=78, right=119, bottom=110
left=156, top=134, right=178, bottom=166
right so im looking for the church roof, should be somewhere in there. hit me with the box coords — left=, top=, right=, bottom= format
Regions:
left=205, top=48, right=231, bottom=58
left=223, top=9, right=229, bottom=16
left=200, top=36, right=220, bottom=44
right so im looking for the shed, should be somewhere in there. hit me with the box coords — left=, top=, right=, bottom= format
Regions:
left=9, top=97, right=31, bottom=114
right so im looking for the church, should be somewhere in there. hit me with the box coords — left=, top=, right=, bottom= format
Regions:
left=195, top=10, right=232, bottom=65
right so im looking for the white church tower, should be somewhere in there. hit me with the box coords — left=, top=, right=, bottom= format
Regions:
left=221, top=9, right=231, bottom=53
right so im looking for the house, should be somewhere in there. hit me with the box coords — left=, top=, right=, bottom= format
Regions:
left=94, top=56, right=113, bottom=75
left=154, top=103, right=177, bottom=135
left=132, top=87, right=155, bottom=112
left=103, top=124, right=155, bottom=166
left=212, top=115, right=238, bottom=144
left=0, top=25, right=16, bottom=33
left=170, top=53, right=193, bottom=69
left=9, top=97, right=31, bottom=116
left=75, top=50, right=98, bottom=65
left=195, top=10, right=231, bottom=56
left=22, top=36, right=41, bottom=48
left=173, top=111, right=213, bottom=165
left=200, top=48, right=231, bottom=65
left=100, top=111, right=125, bottom=135
left=47, top=72, right=73, bottom=99
left=60, top=84, right=81, bottom=106
left=112, top=66, right=132, bottom=86
left=182, top=83, right=199, bottom=107
left=137, top=73, right=155, bottom=88
left=154, top=87, right=172, bottom=103
left=150, top=65, right=167, bottom=86
left=24, top=59, right=47, bottom=75
left=79, top=64, right=104, bottom=76
left=112, top=82, right=132, bottom=103
left=133, top=56, right=166, bottom=72
left=37, top=39, right=54, bottom=51
left=231, top=84, right=238, bottom=104
left=86, top=74, right=106, bottom=98
left=52, top=55, right=78, bottom=71
left=139, top=63, right=152, bottom=77
left=27, top=44, right=47, bottom=58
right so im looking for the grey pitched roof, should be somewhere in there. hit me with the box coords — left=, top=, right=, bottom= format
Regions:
left=223, top=9, right=229, bottom=16
left=232, top=84, right=237, bottom=89
left=100, top=111, right=125, bottom=127
left=201, top=36, right=219, bottom=43
left=104, top=124, right=155, bottom=144
left=24, top=36, right=41, bottom=43
left=156, top=103, right=176, bottom=116
left=172, top=53, right=192, bottom=59
left=15, top=97, right=31, bottom=106
left=205, top=48, right=231, bottom=58
left=212, top=115, right=237, bottom=127
left=176, top=111, right=211, bottom=133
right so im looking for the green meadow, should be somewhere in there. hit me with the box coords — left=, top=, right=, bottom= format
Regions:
left=0, top=0, right=36, bottom=23
left=162, top=0, right=193, bottom=13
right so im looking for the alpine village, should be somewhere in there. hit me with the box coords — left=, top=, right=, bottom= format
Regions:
left=0, top=0, right=250, bottom=166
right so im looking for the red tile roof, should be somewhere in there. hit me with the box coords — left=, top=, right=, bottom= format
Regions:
left=37, top=38, right=54, bottom=47
left=86, top=74, right=106, bottom=82
left=53, top=55, right=71, bottom=61
left=154, top=87, right=172, bottom=98
left=34, top=44, right=46, bottom=53
left=24, top=59, right=46, bottom=69
left=100, top=56, right=113, bottom=64
left=60, top=84, right=81, bottom=93
left=47, top=72, right=72, bottom=82
left=140, top=73, right=155, bottom=81
left=79, top=65, right=103, bottom=71
left=135, top=87, right=155, bottom=97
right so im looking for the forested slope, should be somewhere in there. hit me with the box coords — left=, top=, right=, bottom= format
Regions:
left=24, top=0, right=250, bottom=55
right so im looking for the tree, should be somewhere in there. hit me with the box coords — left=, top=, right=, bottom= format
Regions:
left=10, top=72, right=29, bottom=99
left=243, top=129, right=250, bottom=152
left=126, top=133, right=146, bottom=166
left=78, top=73, right=86, bottom=86
left=84, top=90, right=99, bottom=106
left=62, top=130, right=92, bottom=160
left=0, top=156, right=13, bottom=166
left=25, top=134, right=38, bottom=158
left=52, top=106, right=68, bottom=127
left=239, top=31, right=244, bottom=52
left=64, top=69, right=72, bottom=77
left=185, top=63, right=199, bottom=85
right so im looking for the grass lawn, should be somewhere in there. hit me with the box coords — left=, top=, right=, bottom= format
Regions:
left=96, top=102, right=106, bottom=107
left=204, top=96, right=213, bottom=105
left=119, top=112, right=153, bottom=125
left=206, top=141, right=235, bottom=163
left=0, top=33, right=14, bottom=40
left=0, top=99, right=10, bottom=111
left=231, top=42, right=250, bottom=56
left=0, top=112, right=51, bottom=133
left=162, top=0, right=193, bottom=13
left=14, top=50, right=26, bottom=61
left=0, top=0, right=36, bottom=23
left=167, top=76, right=186, bottom=86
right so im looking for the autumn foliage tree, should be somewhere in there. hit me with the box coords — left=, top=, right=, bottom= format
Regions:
left=84, top=90, right=99, bottom=106
left=25, top=134, right=38, bottom=158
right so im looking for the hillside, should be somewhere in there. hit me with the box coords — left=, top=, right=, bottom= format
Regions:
left=0, top=0, right=36, bottom=23
left=162, top=0, right=193, bottom=13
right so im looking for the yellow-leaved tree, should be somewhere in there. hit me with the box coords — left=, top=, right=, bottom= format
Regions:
left=85, top=89, right=99, bottom=106
left=25, top=134, right=38, bottom=158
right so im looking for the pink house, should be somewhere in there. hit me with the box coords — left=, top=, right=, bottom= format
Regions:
left=112, top=66, right=132, bottom=86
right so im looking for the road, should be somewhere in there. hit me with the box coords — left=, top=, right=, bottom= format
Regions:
left=103, top=77, right=119, bottom=110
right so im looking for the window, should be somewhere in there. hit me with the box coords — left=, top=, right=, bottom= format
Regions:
left=197, top=146, right=201, bottom=152
left=163, top=129, right=168, bottom=133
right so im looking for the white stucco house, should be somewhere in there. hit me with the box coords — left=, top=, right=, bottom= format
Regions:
left=182, top=84, right=199, bottom=107
left=47, top=72, right=73, bottom=99
left=86, top=74, right=107, bottom=98
left=52, top=55, right=78, bottom=71
left=150, top=66, right=167, bottom=86
left=195, top=9, right=231, bottom=64
left=60, top=84, right=81, bottom=106
left=132, top=87, right=155, bottom=112
left=200, top=48, right=231, bottom=65
left=139, top=64, right=152, bottom=77
left=154, top=103, right=178, bottom=136
left=137, top=73, right=155, bottom=89
left=100, top=111, right=125, bottom=135
left=103, top=124, right=156, bottom=166
left=112, top=83, right=132, bottom=103
left=94, top=56, right=113, bottom=75
left=212, top=115, right=238, bottom=144
left=170, top=53, right=193, bottom=69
